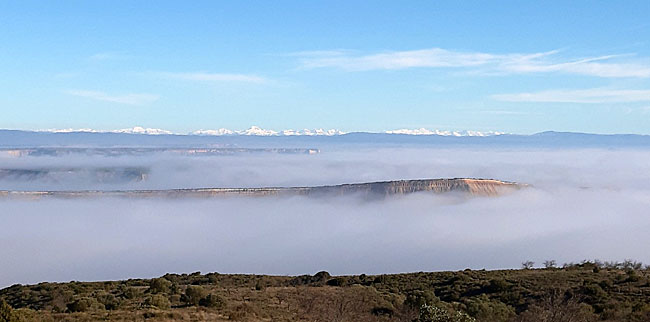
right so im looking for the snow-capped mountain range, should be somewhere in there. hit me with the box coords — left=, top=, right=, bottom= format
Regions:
left=385, top=128, right=505, bottom=136
left=191, top=127, right=348, bottom=136
left=38, top=126, right=504, bottom=137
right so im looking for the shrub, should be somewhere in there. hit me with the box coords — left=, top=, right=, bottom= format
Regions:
left=95, top=292, right=119, bottom=310
left=121, top=286, right=140, bottom=299
left=313, top=271, right=331, bottom=282
left=521, top=261, right=535, bottom=269
left=516, top=289, right=598, bottom=322
left=66, top=297, right=103, bottom=312
left=625, top=270, right=641, bottom=283
left=418, top=304, right=475, bottom=322
left=405, top=290, right=440, bottom=309
left=199, top=293, right=225, bottom=308
left=149, top=278, right=172, bottom=294
left=255, top=279, right=266, bottom=291
left=326, top=277, right=346, bottom=287
left=144, top=294, right=171, bottom=309
left=487, top=279, right=510, bottom=293
left=464, top=295, right=515, bottom=322
left=182, top=286, right=207, bottom=306
left=1, top=299, right=15, bottom=322
left=544, top=260, right=557, bottom=268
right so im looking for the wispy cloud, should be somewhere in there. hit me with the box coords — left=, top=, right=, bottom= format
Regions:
left=65, top=90, right=159, bottom=106
left=295, top=48, right=650, bottom=78
left=492, top=88, right=650, bottom=103
left=160, top=72, right=267, bottom=83
left=498, top=54, right=650, bottom=78
left=297, top=48, right=498, bottom=70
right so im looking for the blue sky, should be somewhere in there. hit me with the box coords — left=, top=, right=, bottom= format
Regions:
left=1, top=1, right=650, bottom=134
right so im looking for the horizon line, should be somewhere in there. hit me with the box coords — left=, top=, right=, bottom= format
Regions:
left=2, top=127, right=649, bottom=137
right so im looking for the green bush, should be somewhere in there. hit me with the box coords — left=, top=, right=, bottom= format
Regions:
left=487, top=279, right=510, bottom=293
left=148, top=278, right=173, bottom=294
left=66, top=297, right=103, bottom=312
left=96, top=292, right=119, bottom=310
left=144, top=294, right=171, bottom=309
left=199, top=293, right=225, bottom=308
left=405, top=290, right=440, bottom=309
left=464, top=295, right=515, bottom=322
left=182, top=286, right=207, bottom=306
left=121, top=286, right=140, bottom=299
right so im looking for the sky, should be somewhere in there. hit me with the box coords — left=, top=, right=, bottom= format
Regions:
left=1, top=1, right=650, bottom=134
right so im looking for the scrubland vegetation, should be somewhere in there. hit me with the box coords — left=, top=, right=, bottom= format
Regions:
left=2, top=261, right=650, bottom=321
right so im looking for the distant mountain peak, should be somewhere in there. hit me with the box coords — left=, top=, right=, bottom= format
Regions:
left=3, top=128, right=650, bottom=148
left=191, top=126, right=348, bottom=136
left=41, top=126, right=174, bottom=135
left=33, top=126, right=503, bottom=137
left=385, top=128, right=505, bottom=136
left=113, top=127, right=174, bottom=135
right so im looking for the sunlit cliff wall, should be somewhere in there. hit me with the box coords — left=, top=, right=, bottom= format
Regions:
left=0, top=178, right=524, bottom=199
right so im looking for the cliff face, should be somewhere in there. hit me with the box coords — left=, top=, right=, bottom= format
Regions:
left=0, top=167, right=148, bottom=183
left=309, top=179, right=521, bottom=197
left=0, top=178, right=523, bottom=199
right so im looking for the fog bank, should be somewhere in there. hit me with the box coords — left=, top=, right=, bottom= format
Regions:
left=2, top=147, right=650, bottom=190
left=1, top=146, right=650, bottom=287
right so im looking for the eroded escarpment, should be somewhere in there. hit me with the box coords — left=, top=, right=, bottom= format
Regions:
left=310, top=178, right=523, bottom=197
left=0, top=178, right=525, bottom=200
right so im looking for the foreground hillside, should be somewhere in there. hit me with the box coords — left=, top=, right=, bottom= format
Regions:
left=2, top=262, right=650, bottom=322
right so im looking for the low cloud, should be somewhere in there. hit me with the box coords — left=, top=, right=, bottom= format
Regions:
left=65, top=90, right=159, bottom=106
left=2, top=147, right=650, bottom=287
left=2, top=187, right=650, bottom=287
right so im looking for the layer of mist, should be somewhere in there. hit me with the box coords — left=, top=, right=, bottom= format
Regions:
left=2, top=147, right=650, bottom=191
left=2, top=146, right=650, bottom=287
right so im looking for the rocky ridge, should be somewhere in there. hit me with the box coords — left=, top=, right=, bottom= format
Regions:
left=0, top=178, right=524, bottom=199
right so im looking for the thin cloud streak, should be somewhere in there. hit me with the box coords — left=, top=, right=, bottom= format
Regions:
left=65, top=90, right=159, bottom=106
left=296, top=48, right=650, bottom=78
left=492, top=88, right=650, bottom=103
left=298, top=48, right=500, bottom=70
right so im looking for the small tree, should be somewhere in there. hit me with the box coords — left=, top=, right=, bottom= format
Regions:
left=522, top=261, right=535, bottom=269
left=544, top=260, right=557, bottom=268
left=183, top=286, right=207, bottom=306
